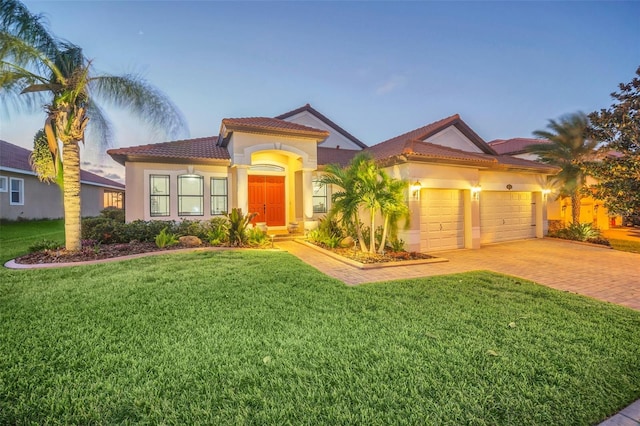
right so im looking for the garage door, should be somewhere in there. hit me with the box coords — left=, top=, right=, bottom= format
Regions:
left=420, top=189, right=464, bottom=252
left=480, top=192, right=535, bottom=244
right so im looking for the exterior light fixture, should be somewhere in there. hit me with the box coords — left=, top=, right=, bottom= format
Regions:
left=471, top=184, right=482, bottom=201
left=410, top=180, right=422, bottom=200
left=542, top=188, right=551, bottom=199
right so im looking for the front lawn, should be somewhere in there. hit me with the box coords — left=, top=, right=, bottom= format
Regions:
left=609, top=238, right=640, bottom=254
left=1, top=221, right=639, bottom=424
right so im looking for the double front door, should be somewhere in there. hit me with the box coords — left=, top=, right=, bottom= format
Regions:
left=248, top=175, right=285, bottom=226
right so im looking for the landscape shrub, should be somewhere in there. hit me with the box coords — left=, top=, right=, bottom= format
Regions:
left=247, top=227, right=270, bottom=248
left=28, top=239, right=62, bottom=253
left=207, top=217, right=229, bottom=245
left=154, top=227, right=179, bottom=248
left=99, top=207, right=125, bottom=222
left=225, top=208, right=256, bottom=247
left=549, top=222, right=610, bottom=246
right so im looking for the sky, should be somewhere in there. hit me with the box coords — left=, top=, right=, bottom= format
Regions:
left=1, top=1, right=639, bottom=183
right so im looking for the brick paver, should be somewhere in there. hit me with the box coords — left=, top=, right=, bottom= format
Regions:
left=276, top=238, right=640, bottom=310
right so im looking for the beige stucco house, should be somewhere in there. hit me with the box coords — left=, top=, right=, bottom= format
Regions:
left=0, top=140, right=125, bottom=221
left=108, top=104, right=557, bottom=253
left=488, top=137, right=621, bottom=230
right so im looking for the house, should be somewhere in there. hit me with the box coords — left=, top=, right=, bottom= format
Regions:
left=108, top=105, right=557, bottom=252
left=0, top=140, right=125, bottom=221
left=488, top=137, right=621, bottom=230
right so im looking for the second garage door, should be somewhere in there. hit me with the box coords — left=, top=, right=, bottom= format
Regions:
left=421, top=189, right=464, bottom=252
left=480, top=191, right=535, bottom=244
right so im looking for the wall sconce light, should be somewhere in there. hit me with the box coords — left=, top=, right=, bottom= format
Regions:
left=561, top=205, right=567, bottom=216
left=410, top=180, right=422, bottom=200
left=594, top=204, right=600, bottom=214
left=542, top=188, right=551, bottom=199
left=471, top=184, right=482, bottom=201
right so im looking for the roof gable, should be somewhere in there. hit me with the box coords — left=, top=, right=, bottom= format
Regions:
left=219, top=117, right=329, bottom=146
left=276, top=104, right=367, bottom=149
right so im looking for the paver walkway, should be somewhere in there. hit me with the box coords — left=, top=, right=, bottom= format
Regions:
left=277, top=237, right=640, bottom=425
left=277, top=238, right=640, bottom=311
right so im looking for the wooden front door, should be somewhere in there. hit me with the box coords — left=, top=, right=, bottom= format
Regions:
left=248, top=176, right=285, bottom=226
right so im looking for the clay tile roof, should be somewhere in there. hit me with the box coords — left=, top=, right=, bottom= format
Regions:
left=276, top=104, right=367, bottom=148
left=367, top=114, right=497, bottom=160
left=107, top=136, right=229, bottom=166
left=1, top=140, right=124, bottom=189
left=488, top=138, right=550, bottom=155
left=317, top=147, right=360, bottom=167
left=221, top=117, right=330, bottom=137
left=403, top=140, right=497, bottom=164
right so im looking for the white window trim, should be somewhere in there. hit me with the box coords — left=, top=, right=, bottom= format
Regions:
left=0, top=176, right=7, bottom=192
left=9, top=177, right=24, bottom=205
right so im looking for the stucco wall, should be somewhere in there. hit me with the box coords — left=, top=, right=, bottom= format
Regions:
left=124, top=161, right=230, bottom=222
left=281, top=111, right=364, bottom=150
left=0, top=171, right=120, bottom=220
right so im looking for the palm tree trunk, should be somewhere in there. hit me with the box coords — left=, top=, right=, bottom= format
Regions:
left=571, top=192, right=581, bottom=224
left=369, top=208, right=376, bottom=253
left=355, top=216, right=367, bottom=252
left=378, top=215, right=390, bottom=254
left=62, top=141, right=82, bottom=251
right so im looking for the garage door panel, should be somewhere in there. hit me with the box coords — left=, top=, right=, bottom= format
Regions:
left=480, top=192, right=535, bottom=244
left=421, top=189, right=465, bottom=252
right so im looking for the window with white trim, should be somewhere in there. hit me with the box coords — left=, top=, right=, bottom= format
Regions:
left=313, top=180, right=327, bottom=213
left=178, top=174, right=203, bottom=216
left=0, top=176, right=7, bottom=192
left=9, top=177, right=24, bottom=205
left=150, top=175, right=170, bottom=217
left=210, top=177, right=228, bottom=215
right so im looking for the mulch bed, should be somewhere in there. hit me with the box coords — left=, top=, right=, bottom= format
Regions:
left=315, top=245, right=434, bottom=264
left=14, top=242, right=194, bottom=264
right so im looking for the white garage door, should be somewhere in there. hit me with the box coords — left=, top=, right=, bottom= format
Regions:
left=420, top=189, right=464, bottom=252
left=480, top=192, right=535, bottom=244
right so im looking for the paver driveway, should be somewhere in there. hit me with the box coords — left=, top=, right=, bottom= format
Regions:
left=277, top=238, right=640, bottom=311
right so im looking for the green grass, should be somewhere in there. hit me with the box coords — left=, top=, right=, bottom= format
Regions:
left=1, top=221, right=639, bottom=424
left=609, top=238, right=640, bottom=254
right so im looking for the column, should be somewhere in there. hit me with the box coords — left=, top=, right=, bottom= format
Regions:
left=464, top=189, right=481, bottom=249
left=535, top=191, right=545, bottom=238
left=302, top=169, right=316, bottom=231
left=235, top=166, right=249, bottom=214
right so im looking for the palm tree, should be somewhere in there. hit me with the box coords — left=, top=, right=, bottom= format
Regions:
left=1, top=0, right=186, bottom=250
left=321, top=153, right=370, bottom=252
left=528, top=112, right=598, bottom=225
left=377, top=175, right=409, bottom=254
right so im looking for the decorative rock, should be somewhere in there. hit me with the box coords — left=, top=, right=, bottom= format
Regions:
left=340, top=236, right=354, bottom=248
left=179, top=235, right=202, bottom=247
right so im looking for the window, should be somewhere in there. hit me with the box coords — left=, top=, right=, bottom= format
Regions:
left=210, top=177, right=228, bottom=215
left=0, top=176, right=7, bottom=192
left=313, top=180, right=327, bottom=213
left=104, top=190, right=123, bottom=209
left=178, top=174, right=203, bottom=216
left=9, top=178, right=24, bottom=205
left=150, top=175, right=170, bottom=216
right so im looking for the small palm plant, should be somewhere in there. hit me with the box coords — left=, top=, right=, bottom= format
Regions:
left=225, top=208, right=257, bottom=247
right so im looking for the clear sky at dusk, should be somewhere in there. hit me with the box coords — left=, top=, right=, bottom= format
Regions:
left=1, top=1, right=639, bottom=182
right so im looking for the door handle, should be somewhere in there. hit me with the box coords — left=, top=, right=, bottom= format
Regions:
left=440, top=223, right=443, bottom=231
left=263, top=204, right=266, bottom=215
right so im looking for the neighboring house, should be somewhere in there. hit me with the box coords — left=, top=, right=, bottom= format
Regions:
left=108, top=105, right=557, bottom=252
left=0, top=140, right=125, bottom=220
left=488, top=137, right=621, bottom=230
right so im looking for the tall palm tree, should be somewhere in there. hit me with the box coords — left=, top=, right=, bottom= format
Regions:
left=528, top=112, right=598, bottom=225
left=1, top=0, right=186, bottom=250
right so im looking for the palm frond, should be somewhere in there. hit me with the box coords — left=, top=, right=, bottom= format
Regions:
left=0, top=0, right=59, bottom=59
left=84, top=99, right=113, bottom=149
left=89, top=74, right=188, bottom=140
